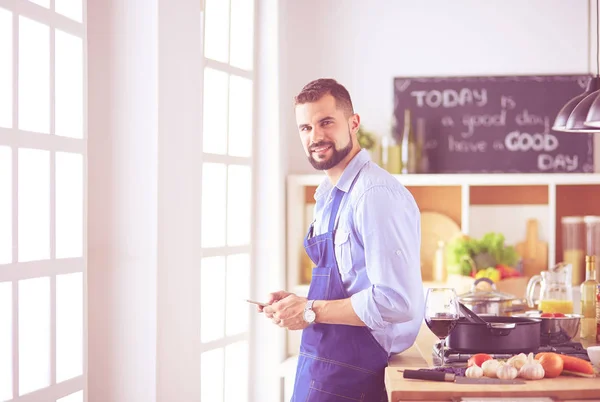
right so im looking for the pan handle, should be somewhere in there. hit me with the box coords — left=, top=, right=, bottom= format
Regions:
left=488, top=322, right=516, bottom=336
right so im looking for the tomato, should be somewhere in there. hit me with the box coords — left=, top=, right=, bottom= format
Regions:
left=467, top=353, right=493, bottom=367
left=541, top=312, right=566, bottom=318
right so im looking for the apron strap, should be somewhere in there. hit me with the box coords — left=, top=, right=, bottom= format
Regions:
left=327, top=162, right=368, bottom=233
left=327, top=188, right=345, bottom=233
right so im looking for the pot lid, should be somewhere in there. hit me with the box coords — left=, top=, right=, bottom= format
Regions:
left=458, top=278, right=516, bottom=303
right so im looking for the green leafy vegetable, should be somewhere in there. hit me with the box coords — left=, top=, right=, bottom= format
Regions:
left=445, top=232, right=519, bottom=276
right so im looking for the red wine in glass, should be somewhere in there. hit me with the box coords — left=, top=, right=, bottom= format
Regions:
left=426, top=313, right=458, bottom=339
left=425, top=288, right=459, bottom=366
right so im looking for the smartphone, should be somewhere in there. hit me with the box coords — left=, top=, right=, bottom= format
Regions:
left=246, top=299, right=268, bottom=308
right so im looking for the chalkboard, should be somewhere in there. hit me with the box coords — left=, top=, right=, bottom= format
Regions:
left=393, top=75, right=595, bottom=173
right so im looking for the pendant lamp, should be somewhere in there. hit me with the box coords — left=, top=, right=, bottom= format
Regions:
left=553, top=77, right=600, bottom=131
left=584, top=89, right=600, bottom=127
left=554, top=0, right=600, bottom=132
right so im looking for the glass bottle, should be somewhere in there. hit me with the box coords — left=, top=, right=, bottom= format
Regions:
left=562, top=216, right=585, bottom=286
left=416, top=117, right=429, bottom=174
left=400, top=109, right=417, bottom=174
left=380, top=134, right=401, bottom=174
left=584, top=216, right=600, bottom=279
left=596, top=284, right=600, bottom=343
left=580, top=255, right=598, bottom=340
left=433, top=240, right=446, bottom=282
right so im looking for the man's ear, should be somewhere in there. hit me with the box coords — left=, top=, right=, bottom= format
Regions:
left=349, top=113, right=360, bottom=134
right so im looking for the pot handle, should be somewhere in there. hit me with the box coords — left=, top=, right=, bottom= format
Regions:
left=488, top=322, right=516, bottom=336
left=526, top=275, right=542, bottom=308
left=471, top=277, right=496, bottom=291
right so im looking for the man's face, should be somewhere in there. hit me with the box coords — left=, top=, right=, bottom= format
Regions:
left=295, top=94, right=357, bottom=171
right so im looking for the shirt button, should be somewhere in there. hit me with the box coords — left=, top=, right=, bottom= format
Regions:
left=395, top=250, right=402, bottom=256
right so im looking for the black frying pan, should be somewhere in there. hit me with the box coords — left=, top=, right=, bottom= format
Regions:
left=447, top=303, right=542, bottom=354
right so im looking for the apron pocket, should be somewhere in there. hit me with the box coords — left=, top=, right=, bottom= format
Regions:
left=308, top=380, right=365, bottom=401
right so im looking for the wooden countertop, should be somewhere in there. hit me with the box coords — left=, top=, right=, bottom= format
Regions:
left=385, top=324, right=600, bottom=402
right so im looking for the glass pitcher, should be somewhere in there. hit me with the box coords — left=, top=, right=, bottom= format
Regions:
left=526, top=263, right=574, bottom=314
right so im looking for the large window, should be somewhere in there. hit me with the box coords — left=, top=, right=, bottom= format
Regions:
left=0, top=0, right=86, bottom=401
left=199, top=0, right=255, bottom=400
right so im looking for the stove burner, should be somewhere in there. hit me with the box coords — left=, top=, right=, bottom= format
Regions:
left=432, top=341, right=591, bottom=366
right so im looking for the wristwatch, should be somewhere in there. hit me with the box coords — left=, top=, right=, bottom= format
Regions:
left=303, top=300, right=316, bottom=324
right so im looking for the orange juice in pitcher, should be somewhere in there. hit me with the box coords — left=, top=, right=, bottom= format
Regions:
left=527, top=263, right=573, bottom=314
left=537, top=299, right=574, bottom=314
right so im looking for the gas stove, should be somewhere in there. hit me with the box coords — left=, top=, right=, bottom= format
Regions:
left=432, top=341, right=591, bottom=366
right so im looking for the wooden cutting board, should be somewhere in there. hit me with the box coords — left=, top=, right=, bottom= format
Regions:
left=515, top=218, right=548, bottom=278
left=419, top=211, right=461, bottom=282
left=386, top=372, right=600, bottom=401
left=386, top=346, right=600, bottom=401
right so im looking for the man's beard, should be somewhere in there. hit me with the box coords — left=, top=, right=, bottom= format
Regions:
left=307, top=131, right=353, bottom=170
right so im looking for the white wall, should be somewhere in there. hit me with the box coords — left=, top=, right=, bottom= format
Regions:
left=279, top=0, right=595, bottom=174
left=87, top=0, right=158, bottom=401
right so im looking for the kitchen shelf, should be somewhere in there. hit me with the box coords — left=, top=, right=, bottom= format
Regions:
left=285, top=172, right=600, bottom=357
left=288, top=173, right=600, bottom=287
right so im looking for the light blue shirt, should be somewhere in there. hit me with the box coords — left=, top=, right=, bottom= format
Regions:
left=311, top=149, right=424, bottom=355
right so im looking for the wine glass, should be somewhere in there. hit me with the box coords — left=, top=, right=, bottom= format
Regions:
left=425, top=287, right=460, bottom=366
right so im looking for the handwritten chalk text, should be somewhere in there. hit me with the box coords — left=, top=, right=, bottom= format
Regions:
left=411, top=88, right=487, bottom=108
left=448, top=135, right=487, bottom=152
left=504, top=131, right=558, bottom=152
left=461, top=110, right=506, bottom=138
left=538, top=154, right=578, bottom=171
left=515, top=110, right=550, bottom=132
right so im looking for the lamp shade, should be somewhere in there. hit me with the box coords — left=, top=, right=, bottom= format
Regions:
left=554, top=76, right=600, bottom=132
left=584, top=91, right=600, bottom=127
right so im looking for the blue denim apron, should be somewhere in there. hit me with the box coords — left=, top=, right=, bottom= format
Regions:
left=291, top=186, right=389, bottom=402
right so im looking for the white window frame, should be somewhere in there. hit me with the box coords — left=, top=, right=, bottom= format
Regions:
left=198, top=0, right=256, bottom=400
left=0, top=0, right=87, bottom=401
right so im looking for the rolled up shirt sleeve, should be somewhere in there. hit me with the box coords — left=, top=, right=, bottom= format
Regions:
left=349, top=184, right=424, bottom=331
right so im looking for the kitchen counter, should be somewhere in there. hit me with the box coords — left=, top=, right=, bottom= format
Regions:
left=385, top=324, right=600, bottom=402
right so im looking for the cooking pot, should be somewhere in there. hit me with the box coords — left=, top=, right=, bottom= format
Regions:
left=447, top=307, right=542, bottom=354
left=458, top=277, right=523, bottom=316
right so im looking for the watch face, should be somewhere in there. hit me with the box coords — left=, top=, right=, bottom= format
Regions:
left=304, top=309, right=316, bottom=323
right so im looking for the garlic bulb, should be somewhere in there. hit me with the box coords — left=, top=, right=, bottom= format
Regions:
left=519, top=353, right=545, bottom=380
left=507, top=353, right=527, bottom=370
left=496, top=363, right=518, bottom=380
left=465, top=365, right=484, bottom=378
left=481, top=359, right=502, bottom=378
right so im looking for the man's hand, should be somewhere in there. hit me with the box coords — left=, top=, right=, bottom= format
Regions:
left=264, top=293, right=309, bottom=330
left=257, top=290, right=292, bottom=315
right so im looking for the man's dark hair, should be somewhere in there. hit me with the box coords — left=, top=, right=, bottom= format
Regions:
left=294, top=78, right=354, bottom=117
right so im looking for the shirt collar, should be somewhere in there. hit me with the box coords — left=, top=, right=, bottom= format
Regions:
left=314, top=149, right=371, bottom=200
